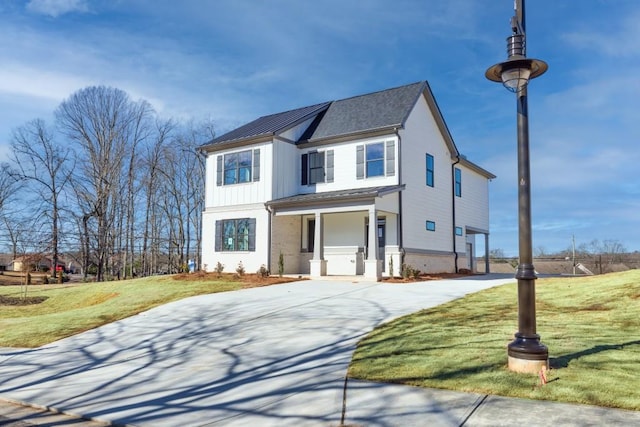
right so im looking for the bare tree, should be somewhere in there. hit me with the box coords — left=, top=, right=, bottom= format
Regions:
left=0, top=163, right=17, bottom=213
left=0, top=164, right=21, bottom=260
left=56, top=86, right=152, bottom=281
left=10, top=119, right=72, bottom=274
left=139, top=119, right=174, bottom=276
left=155, top=121, right=209, bottom=273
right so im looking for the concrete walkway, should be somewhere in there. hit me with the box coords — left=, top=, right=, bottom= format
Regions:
left=1, top=276, right=638, bottom=426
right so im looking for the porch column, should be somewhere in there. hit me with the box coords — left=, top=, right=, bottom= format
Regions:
left=485, top=233, right=491, bottom=274
left=364, top=206, right=382, bottom=280
left=309, top=211, right=327, bottom=277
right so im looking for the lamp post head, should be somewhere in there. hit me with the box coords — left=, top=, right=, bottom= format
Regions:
left=485, top=34, right=547, bottom=92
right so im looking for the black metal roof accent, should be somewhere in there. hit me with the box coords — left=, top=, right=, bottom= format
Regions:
left=265, top=185, right=405, bottom=209
left=201, top=101, right=331, bottom=148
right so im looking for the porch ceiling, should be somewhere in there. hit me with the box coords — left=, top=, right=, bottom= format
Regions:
left=265, top=184, right=405, bottom=212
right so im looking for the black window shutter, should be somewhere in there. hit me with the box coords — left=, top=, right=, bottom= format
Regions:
left=386, top=141, right=395, bottom=176
left=326, top=150, right=334, bottom=182
left=215, top=220, right=222, bottom=251
left=356, top=145, right=364, bottom=179
left=253, top=149, right=260, bottom=182
left=301, top=153, right=308, bottom=185
left=216, top=155, right=223, bottom=186
left=248, top=218, right=256, bottom=252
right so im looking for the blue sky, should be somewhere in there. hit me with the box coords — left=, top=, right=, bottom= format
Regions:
left=1, top=0, right=638, bottom=256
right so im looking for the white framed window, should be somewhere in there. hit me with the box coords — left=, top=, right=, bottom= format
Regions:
left=356, top=140, right=395, bottom=179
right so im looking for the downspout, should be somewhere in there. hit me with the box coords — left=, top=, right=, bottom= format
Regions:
left=394, top=128, right=405, bottom=267
left=452, top=155, right=461, bottom=273
left=265, top=204, right=273, bottom=272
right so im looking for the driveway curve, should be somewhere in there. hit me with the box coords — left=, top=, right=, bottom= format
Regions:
left=0, top=276, right=514, bottom=426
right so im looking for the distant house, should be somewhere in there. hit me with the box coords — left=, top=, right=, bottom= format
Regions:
left=10, top=255, right=66, bottom=273
left=0, top=254, right=12, bottom=272
left=200, top=81, right=495, bottom=279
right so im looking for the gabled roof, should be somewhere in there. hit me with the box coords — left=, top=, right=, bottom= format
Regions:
left=200, top=82, right=429, bottom=150
left=303, top=81, right=425, bottom=142
left=201, top=101, right=331, bottom=149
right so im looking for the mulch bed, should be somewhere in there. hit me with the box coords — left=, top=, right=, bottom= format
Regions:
left=0, top=295, right=49, bottom=306
left=172, top=271, right=305, bottom=288
left=381, top=273, right=470, bottom=283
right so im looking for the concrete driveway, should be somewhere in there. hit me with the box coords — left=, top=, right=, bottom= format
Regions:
left=0, top=276, right=515, bottom=426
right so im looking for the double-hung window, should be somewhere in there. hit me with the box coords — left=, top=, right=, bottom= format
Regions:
left=308, top=151, right=325, bottom=184
left=301, top=150, right=334, bottom=185
left=366, top=143, right=384, bottom=177
left=356, top=140, right=395, bottom=179
left=216, top=149, right=260, bottom=186
left=215, top=218, right=256, bottom=252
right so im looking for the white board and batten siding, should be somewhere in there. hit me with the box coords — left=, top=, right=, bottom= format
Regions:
left=207, top=141, right=273, bottom=208
left=202, top=141, right=273, bottom=273
left=201, top=204, right=270, bottom=274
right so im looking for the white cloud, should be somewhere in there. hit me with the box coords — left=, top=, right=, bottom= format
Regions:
left=563, top=10, right=640, bottom=58
left=26, top=0, right=89, bottom=17
left=0, top=63, right=92, bottom=103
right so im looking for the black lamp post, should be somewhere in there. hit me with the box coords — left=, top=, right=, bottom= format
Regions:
left=485, top=0, right=549, bottom=374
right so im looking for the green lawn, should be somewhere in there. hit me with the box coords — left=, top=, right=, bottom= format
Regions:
left=0, top=274, right=294, bottom=348
left=349, top=270, right=640, bottom=411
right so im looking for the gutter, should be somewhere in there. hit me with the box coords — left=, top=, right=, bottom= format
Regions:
left=452, top=155, right=461, bottom=273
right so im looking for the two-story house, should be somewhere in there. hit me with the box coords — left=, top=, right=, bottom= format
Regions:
left=200, top=81, right=495, bottom=280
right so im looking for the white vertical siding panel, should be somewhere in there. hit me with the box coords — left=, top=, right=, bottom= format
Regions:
left=201, top=206, right=270, bottom=273
left=209, top=142, right=273, bottom=207
left=205, top=152, right=215, bottom=208
left=400, top=95, right=453, bottom=252
left=273, top=140, right=299, bottom=199
left=455, top=165, right=490, bottom=232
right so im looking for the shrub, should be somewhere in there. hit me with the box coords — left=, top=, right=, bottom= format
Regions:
left=257, top=265, right=270, bottom=278
left=389, top=257, right=394, bottom=278
left=215, top=262, right=224, bottom=278
left=236, top=261, right=245, bottom=276
left=278, top=252, right=284, bottom=277
left=401, top=263, right=411, bottom=279
left=400, top=263, right=420, bottom=280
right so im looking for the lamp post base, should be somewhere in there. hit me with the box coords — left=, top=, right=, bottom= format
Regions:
left=507, top=333, right=548, bottom=374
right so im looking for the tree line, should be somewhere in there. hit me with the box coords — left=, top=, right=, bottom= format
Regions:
left=0, top=86, right=209, bottom=281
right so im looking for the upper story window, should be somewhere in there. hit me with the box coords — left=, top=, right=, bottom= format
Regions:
left=356, top=140, right=395, bottom=179
left=366, top=143, right=384, bottom=177
left=216, top=149, right=260, bottom=186
left=301, top=150, right=334, bottom=185
left=454, top=167, right=462, bottom=197
left=426, top=153, right=434, bottom=187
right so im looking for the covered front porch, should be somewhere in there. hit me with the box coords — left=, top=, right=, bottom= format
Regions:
left=265, top=185, right=405, bottom=280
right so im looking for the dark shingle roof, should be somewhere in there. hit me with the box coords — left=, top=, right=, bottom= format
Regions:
left=304, top=82, right=425, bottom=141
left=201, top=82, right=427, bottom=149
left=202, top=101, right=331, bottom=148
